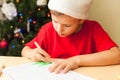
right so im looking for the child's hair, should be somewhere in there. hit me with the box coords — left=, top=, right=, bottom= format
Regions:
left=50, top=10, right=64, bottom=16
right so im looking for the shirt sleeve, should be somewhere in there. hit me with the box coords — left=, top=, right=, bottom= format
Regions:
left=25, top=24, right=48, bottom=49
left=92, top=21, right=118, bottom=51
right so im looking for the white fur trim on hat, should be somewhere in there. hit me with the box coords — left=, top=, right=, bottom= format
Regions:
left=48, top=0, right=93, bottom=19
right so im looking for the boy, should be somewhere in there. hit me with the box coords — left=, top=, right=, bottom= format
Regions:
left=21, top=0, right=120, bottom=74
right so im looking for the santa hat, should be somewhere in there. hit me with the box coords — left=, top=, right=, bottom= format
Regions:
left=48, top=0, right=93, bottom=19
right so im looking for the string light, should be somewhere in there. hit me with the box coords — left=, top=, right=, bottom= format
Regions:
left=19, top=13, right=22, bottom=16
left=29, top=18, right=33, bottom=23
left=33, top=20, right=37, bottom=24
left=20, top=16, right=23, bottom=19
left=14, top=33, right=19, bottom=38
left=11, top=45, right=15, bottom=48
left=16, top=0, right=19, bottom=3
left=10, top=26, right=13, bottom=29
left=19, top=19, right=23, bottom=23
left=47, top=12, right=51, bottom=17
left=22, top=40, right=25, bottom=44
left=37, top=7, right=41, bottom=11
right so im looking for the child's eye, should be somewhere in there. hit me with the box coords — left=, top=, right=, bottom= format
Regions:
left=64, top=25, right=71, bottom=27
left=53, top=20, right=58, bottom=23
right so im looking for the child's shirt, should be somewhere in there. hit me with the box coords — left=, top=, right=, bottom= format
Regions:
left=25, top=20, right=117, bottom=58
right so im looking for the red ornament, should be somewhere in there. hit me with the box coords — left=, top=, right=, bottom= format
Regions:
left=19, top=19, right=23, bottom=22
left=0, top=39, right=8, bottom=49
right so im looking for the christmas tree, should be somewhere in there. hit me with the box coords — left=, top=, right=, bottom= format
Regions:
left=0, top=0, right=51, bottom=56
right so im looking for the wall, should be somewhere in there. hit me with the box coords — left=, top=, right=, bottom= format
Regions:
left=0, top=0, right=6, bottom=20
left=88, top=0, right=120, bottom=47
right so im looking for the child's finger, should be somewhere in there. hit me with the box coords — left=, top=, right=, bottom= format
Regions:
left=38, top=49, right=51, bottom=60
left=0, top=64, right=5, bottom=76
left=35, top=52, right=50, bottom=62
left=34, top=42, right=51, bottom=62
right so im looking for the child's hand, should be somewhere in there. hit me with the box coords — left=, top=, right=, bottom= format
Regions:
left=49, top=57, right=79, bottom=74
left=29, top=48, right=51, bottom=62
left=0, top=64, right=5, bottom=76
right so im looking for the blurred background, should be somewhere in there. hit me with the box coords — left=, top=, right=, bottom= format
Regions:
left=0, top=0, right=51, bottom=56
left=88, top=0, right=120, bottom=47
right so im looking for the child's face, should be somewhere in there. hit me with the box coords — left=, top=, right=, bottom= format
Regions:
left=51, top=14, right=82, bottom=37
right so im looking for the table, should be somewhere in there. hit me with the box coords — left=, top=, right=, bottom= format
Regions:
left=0, top=56, right=120, bottom=80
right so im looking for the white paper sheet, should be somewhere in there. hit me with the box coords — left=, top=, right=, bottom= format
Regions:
left=2, top=62, right=95, bottom=80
